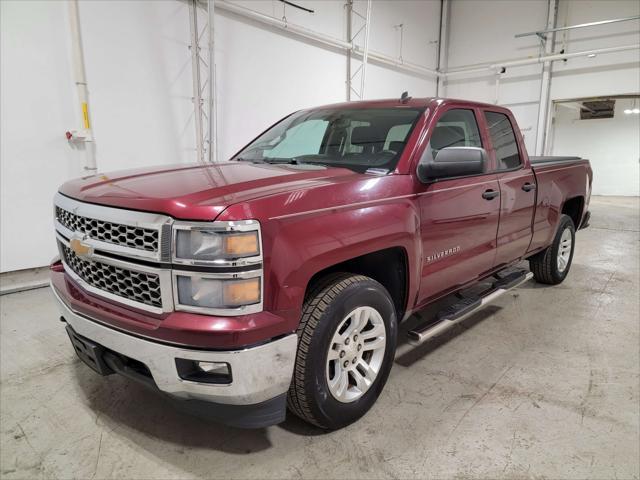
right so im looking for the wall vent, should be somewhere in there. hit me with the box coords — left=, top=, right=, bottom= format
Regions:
left=580, top=100, right=615, bottom=120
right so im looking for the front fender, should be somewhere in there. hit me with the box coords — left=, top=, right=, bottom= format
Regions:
left=218, top=175, right=421, bottom=332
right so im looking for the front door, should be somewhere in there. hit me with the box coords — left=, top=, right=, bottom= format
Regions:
left=416, top=107, right=501, bottom=304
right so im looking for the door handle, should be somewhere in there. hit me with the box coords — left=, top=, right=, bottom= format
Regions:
left=522, top=182, right=536, bottom=192
left=482, top=189, right=499, bottom=200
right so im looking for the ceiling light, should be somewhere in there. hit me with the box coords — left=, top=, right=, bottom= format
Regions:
left=587, top=53, right=597, bottom=58
left=633, top=108, right=640, bottom=114
left=624, top=109, right=633, bottom=114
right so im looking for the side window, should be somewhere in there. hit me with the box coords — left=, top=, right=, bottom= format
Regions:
left=429, top=109, right=482, bottom=158
left=484, top=111, right=521, bottom=170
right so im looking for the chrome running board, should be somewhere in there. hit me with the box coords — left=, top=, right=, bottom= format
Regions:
left=407, top=270, right=534, bottom=346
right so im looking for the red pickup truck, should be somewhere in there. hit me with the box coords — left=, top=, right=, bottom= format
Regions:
left=51, top=97, right=592, bottom=429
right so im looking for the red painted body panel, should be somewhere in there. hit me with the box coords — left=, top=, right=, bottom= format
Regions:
left=528, top=160, right=592, bottom=253
left=59, top=162, right=364, bottom=221
left=219, top=174, right=422, bottom=318
left=53, top=97, right=592, bottom=349
left=495, top=168, right=537, bottom=267
left=51, top=268, right=293, bottom=348
left=415, top=174, right=501, bottom=303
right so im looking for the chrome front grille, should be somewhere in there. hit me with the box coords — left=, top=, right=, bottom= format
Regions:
left=53, top=192, right=263, bottom=316
left=56, top=206, right=159, bottom=252
left=61, top=244, right=163, bottom=308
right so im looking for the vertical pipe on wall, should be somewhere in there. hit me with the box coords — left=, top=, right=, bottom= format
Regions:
left=207, top=0, right=217, bottom=163
left=345, top=0, right=353, bottom=101
left=68, top=0, right=97, bottom=172
left=189, top=0, right=205, bottom=164
left=359, top=0, right=372, bottom=99
left=436, top=0, right=450, bottom=97
left=534, top=0, right=558, bottom=156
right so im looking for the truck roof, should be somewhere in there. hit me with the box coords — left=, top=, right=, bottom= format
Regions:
left=308, top=97, right=502, bottom=111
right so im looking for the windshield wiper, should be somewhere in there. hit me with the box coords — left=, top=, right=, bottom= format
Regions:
left=238, top=156, right=342, bottom=170
left=235, top=157, right=265, bottom=163
left=262, top=158, right=302, bottom=165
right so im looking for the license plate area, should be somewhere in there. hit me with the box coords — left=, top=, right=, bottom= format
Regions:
left=65, top=325, right=114, bottom=376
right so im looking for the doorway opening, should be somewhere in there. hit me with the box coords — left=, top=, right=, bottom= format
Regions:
left=548, top=95, right=640, bottom=196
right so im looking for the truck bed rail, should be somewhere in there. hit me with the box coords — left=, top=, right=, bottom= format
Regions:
left=530, top=156, right=583, bottom=164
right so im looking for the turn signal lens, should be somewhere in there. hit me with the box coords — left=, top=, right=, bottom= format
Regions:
left=223, top=232, right=259, bottom=256
left=223, top=278, right=261, bottom=306
left=176, top=275, right=261, bottom=309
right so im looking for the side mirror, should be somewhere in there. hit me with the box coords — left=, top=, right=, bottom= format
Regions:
left=417, top=146, right=487, bottom=183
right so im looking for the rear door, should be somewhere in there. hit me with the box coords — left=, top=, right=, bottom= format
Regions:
left=416, top=107, right=501, bottom=304
left=482, top=109, right=536, bottom=268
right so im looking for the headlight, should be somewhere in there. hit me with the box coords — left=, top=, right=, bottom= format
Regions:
left=172, top=220, right=263, bottom=315
left=175, top=274, right=261, bottom=310
left=173, top=222, right=261, bottom=264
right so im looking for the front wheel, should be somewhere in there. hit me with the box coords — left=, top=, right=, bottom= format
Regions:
left=287, top=274, right=397, bottom=429
left=529, top=214, right=576, bottom=285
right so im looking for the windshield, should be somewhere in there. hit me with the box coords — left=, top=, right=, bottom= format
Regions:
left=232, top=107, right=423, bottom=173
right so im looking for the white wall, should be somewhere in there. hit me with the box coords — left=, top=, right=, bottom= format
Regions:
left=550, top=0, right=640, bottom=100
left=215, top=0, right=440, bottom=159
left=214, top=1, right=348, bottom=161
left=443, top=0, right=640, bottom=155
left=444, top=0, right=547, bottom=154
left=79, top=1, right=195, bottom=170
left=1, top=0, right=440, bottom=272
left=1, top=0, right=194, bottom=273
left=1, top=0, right=79, bottom=274
left=550, top=99, right=640, bottom=196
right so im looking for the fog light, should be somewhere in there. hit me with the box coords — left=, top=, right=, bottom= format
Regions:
left=197, top=361, right=229, bottom=375
left=175, top=358, right=232, bottom=384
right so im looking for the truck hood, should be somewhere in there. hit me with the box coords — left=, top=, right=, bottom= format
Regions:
left=59, top=162, right=360, bottom=220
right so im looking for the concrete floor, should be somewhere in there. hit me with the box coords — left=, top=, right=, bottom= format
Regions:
left=1, top=196, right=638, bottom=479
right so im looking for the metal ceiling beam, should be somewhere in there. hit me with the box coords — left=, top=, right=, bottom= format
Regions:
left=215, top=0, right=440, bottom=79
left=444, top=43, right=639, bottom=77
left=215, top=0, right=638, bottom=82
left=515, top=15, right=640, bottom=39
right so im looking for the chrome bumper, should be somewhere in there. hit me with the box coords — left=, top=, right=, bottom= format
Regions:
left=51, top=285, right=297, bottom=405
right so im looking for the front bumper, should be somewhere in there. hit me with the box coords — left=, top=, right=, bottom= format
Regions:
left=52, top=285, right=297, bottom=426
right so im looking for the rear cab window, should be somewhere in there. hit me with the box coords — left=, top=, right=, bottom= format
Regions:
left=484, top=111, right=522, bottom=170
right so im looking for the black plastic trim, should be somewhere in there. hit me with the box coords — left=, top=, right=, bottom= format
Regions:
left=530, top=156, right=582, bottom=164
left=175, top=358, right=232, bottom=384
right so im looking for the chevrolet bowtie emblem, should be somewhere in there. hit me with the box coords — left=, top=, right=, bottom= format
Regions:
left=70, top=237, right=93, bottom=259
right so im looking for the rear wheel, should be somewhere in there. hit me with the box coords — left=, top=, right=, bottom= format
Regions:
left=287, top=274, right=397, bottom=429
left=529, top=214, right=576, bottom=285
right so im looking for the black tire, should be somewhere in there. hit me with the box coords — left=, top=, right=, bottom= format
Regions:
left=287, top=273, right=397, bottom=429
left=529, top=214, right=576, bottom=285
